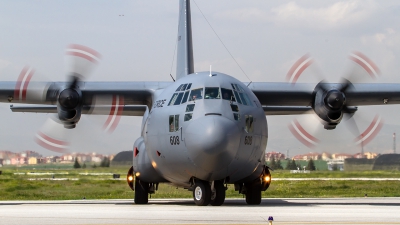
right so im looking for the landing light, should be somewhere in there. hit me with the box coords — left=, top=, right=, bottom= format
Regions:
left=128, top=175, right=134, bottom=181
left=264, top=176, right=271, bottom=182
left=135, top=172, right=141, bottom=177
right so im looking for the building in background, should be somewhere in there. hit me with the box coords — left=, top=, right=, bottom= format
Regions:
left=265, top=152, right=285, bottom=161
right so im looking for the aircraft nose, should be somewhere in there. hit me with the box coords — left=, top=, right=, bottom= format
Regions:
left=185, top=115, right=241, bottom=173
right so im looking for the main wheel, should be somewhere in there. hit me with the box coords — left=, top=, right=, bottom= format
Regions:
left=193, top=180, right=211, bottom=206
left=210, top=180, right=225, bottom=206
left=134, top=177, right=149, bottom=204
left=245, top=179, right=262, bottom=205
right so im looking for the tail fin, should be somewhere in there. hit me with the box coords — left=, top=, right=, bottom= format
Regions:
left=176, top=0, right=194, bottom=80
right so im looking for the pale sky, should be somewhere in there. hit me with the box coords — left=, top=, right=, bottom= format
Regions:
left=1, top=1, right=400, bottom=156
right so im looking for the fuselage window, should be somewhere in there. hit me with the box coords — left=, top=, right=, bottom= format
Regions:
left=245, top=115, right=254, bottom=133
left=184, top=113, right=193, bottom=121
left=168, top=93, right=179, bottom=106
left=189, top=88, right=203, bottom=101
left=169, top=115, right=174, bottom=132
left=174, top=92, right=184, bottom=105
left=204, top=87, right=221, bottom=99
left=221, top=88, right=235, bottom=101
left=181, top=90, right=190, bottom=104
left=233, top=113, right=240, bottom=121
left=174, top=115, right=179, bottom=131
left=230, top=104, right=239, bottom=112
left=186, top=104, right=195, bottom=112
left=169, top=114, right=180, bottom=132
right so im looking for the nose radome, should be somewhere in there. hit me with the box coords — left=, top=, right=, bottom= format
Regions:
left=185, top=116, right=240, bottom=173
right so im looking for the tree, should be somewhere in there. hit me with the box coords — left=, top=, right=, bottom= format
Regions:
left=82, top=163, right=87, bottom=169
left=269, top=156, right=276, bottom=169
left=100, top=157, right=110, bottom=167
left=285, top=159, right=292, bottom=170
left=73, top=158, right=81, bottom=169
left=286, top=159, right=298, bottom=170
left=275, top=159, right=283, bottom=170
left=306, top=158, right=316, bottom=171
left=92, top=163, right=97, bottom=168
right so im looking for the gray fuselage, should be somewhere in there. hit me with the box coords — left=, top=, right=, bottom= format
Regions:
left=133, top=72, right=268, bottom=187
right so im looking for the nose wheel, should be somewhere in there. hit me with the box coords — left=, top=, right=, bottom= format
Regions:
left=193, top=180, right=211, bottom=206
left=210, top=180, right=225, bottom=206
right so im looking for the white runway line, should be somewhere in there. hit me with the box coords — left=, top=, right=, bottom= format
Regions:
left=1, top=198, right=400, bottom=225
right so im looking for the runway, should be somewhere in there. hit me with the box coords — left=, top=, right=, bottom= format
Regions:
left=1, top=198, right=400, bottom=225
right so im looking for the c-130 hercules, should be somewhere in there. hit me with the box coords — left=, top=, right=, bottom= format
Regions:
left=1, top=0, right=400, bottom=206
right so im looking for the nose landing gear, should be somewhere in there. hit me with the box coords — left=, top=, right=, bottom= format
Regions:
left=191, top=179, right=226, bottom=206
left=210, top=180, right=226, bottom=206
left=193, top=180, right=211, bottom=206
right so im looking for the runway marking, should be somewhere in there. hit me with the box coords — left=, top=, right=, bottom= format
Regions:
left=18, top=177, right=400, bottom=181
left=54, top=221, right=400, bottom=225
left=273, top=178, right=400, bottom=181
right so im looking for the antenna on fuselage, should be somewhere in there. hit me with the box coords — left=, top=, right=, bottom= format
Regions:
left=209, top=65, right=212, bottom=77
left=170, top=74, right=176, bottom=82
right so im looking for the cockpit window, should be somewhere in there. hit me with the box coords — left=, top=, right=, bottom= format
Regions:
left=204, top=87, right=221, bottom=99
left=168, top=93, right=179, bottom=106
left=239, top=92, right=248, bottom=105
left=176, top=84, right=184, bottom=92
left=186, top=104, right=195, bottom=112
left=189, top=88, right=203, bottom=101
left=186, top=83, right=192, bottom=90
left=231, top=83, right=253, bottom=106
left=174, top=92, right=184, bottom=105
left=181, top=90, right=190, bottom=104
left=240, top=92, right=252, bottom=106
left=233, top=90, right=242, bottom=104
left=181, top=84, right=188, bottom=91
left=221, top=88, right=235, bottom=101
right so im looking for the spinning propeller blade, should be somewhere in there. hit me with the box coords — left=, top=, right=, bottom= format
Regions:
left=287, top=52, right=383, bottom=149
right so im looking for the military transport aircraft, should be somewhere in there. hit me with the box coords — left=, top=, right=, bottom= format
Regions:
left=1, top=0, right=400, bottom=206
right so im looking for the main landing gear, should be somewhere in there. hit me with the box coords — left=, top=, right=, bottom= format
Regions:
left=126, top=166, right=158, bottom=204
left=192, top=179, right=226, bottom=206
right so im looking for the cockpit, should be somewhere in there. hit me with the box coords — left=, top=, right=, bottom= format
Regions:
left=167, top=82, right=255, bottom=124
left=168, top=83, right=254, bottom=106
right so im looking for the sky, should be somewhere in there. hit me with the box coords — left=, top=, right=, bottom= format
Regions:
left=1, top=0, right=400, bottom=157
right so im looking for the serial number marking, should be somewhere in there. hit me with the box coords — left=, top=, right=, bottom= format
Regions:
left=154, top=99, right=167, bottom=108
left=244, top=136, right=253, bottom=145
left=170, top=136, right=180, bottom=145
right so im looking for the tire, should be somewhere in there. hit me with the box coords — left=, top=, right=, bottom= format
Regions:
left=192, top=180, right=211, bottom=206
left=245, top=179, right=262, bottom=205
left=134, top=177, right=149, bottom=204
left=210, top=180, right=225, bottom=206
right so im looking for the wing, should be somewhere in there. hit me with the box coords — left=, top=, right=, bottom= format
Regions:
left=249, top=82, right=400, bottom=116
left=0, top=81, right=172, bottom=115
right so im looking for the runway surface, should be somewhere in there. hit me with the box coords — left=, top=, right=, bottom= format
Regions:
left=1, top=198, right=400, bottom=225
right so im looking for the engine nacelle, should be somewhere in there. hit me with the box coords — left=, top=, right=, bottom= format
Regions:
left=313, top=86, right=345, bottom=130
left=57, top=87, right=82, bottom=129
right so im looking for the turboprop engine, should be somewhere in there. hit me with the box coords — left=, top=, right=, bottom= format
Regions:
left=56, top=84, right=83, bottom=129
left=312, top=81, right=357, bottom=130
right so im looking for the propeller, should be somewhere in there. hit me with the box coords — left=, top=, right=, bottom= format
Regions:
left=24, top=44, right=125, bottom=153
left=287, top=52, right=383, bottom=149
